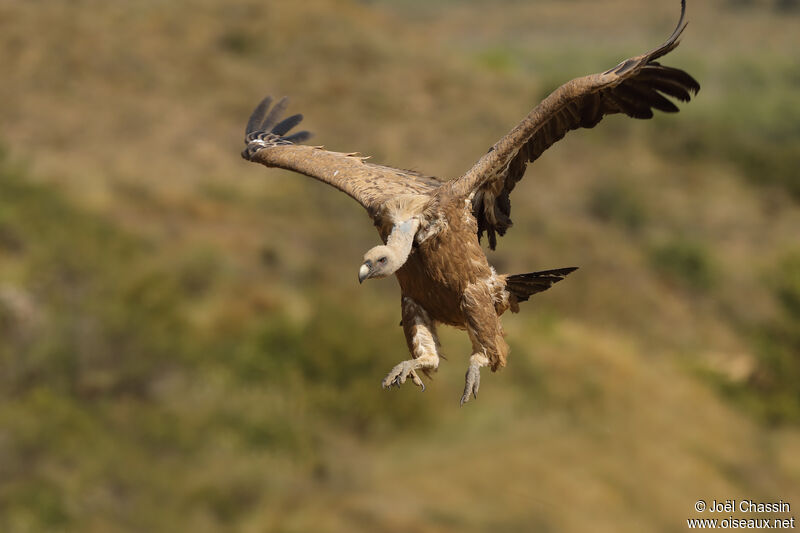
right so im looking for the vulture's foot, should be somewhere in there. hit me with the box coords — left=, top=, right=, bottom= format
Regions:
left=382, top=360, right=426, bottom=391
left=460, top=353, right=489, bottom=406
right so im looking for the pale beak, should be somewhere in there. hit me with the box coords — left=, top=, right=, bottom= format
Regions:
left=358, top=263, right=370, bottom=284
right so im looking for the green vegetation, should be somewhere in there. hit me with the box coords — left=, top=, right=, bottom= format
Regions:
left=587, top=180, right=648, bottom=233
left=648, top=238, right=716, bottom=292
left=0, top=153, right=429, bottom=531
left=657, top=55, right=800, bottom=198
left=719, top=251, right=800, bottom=424
left=1, top=1, right=799, bottom=531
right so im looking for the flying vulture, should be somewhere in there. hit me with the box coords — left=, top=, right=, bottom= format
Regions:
left=241, top=0, right=699, bottom=405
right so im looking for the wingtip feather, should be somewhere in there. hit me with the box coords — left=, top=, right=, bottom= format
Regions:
left=283, top=130, right=312, bottom=143
left=649, top=0, right=689, bottom=61
left=245, top=95, right=273, bottom=138
left=272, top=113, right=304, bottom=136
left=243, top=96, right=314, bottom=146
left=260, top=96, right=289, bottom=131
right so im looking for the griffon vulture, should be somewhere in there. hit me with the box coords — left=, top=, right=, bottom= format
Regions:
left=241, top=0, right=699, bottom=405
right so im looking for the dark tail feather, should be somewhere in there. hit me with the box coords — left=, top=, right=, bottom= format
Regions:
left=505, top=267, right=578, bottom=303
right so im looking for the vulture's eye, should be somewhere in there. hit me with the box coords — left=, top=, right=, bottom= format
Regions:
left=378, top=257, right=387, bottom=265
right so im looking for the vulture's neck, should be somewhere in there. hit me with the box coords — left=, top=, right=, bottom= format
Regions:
left=386, top=219, right=418, bottom=268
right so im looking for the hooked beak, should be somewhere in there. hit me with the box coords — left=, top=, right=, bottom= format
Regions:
left=358, top=262, right=371, bottom=284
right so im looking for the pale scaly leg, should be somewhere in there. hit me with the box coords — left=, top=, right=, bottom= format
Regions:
left=461, top=334, right=490, bottom=406
left=382, top=297, right=440, bottom=391
left=459, top=281, right=509, bottom=406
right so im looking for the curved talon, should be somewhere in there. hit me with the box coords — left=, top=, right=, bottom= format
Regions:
left=414, top=375, right=426, bottom=391
left=408, top=369, right=425, bottom=391
left=382, top=360, right=427, bottom=392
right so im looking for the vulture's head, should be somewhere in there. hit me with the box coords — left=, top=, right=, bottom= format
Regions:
left=359, top=245, right=402, bottom=283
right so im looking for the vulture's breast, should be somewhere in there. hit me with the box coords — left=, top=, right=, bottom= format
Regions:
left=394, top=208, right=493, bottom=327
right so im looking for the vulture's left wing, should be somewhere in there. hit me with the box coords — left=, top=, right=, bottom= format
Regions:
left=243, top=96, right=441, bottom=219
left=441, top=0, right=699, bottom=249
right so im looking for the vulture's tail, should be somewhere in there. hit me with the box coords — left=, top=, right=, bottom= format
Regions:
left=505, top=267, right=578, bottom=303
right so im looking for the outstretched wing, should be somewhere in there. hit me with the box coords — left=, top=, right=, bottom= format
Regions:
left=441, top=0, right=700, bottom=249
left=242, top=96, right=441, bottom=218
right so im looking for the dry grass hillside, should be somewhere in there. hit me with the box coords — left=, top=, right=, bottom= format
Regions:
left=1, top=0, right=799, bottom=531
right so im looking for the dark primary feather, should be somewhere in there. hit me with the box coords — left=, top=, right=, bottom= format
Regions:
left=245, top=95, right=272, bottom=137
left=243, top=96, right=311, bottom=146
left=272, top=114, right=304, bottom=136
left=463, top=0, right=700, bottom=250
left=282, top=130, right=312, bottom=144
left=259, top=96, right=289, bottom=131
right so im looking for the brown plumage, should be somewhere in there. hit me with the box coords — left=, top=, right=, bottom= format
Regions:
left=241, top=1, right=699, bottom=405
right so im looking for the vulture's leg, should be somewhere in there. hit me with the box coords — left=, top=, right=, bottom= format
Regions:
left=382, top=296, right=440, bottom=391
left=461, top=344, right=489, bottom=407
left=460, top=282, right=509, bottom=406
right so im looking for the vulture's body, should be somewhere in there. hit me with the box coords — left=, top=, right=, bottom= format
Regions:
left=241, top=1, right=700, bottom=404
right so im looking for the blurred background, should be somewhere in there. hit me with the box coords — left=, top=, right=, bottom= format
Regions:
left=1, top=0, right=799, bottom=531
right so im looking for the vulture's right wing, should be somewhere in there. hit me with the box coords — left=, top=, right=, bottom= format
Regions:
left=440, top=0, right=700, bottom=249
left=242, top=97, right=440, bottom=219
